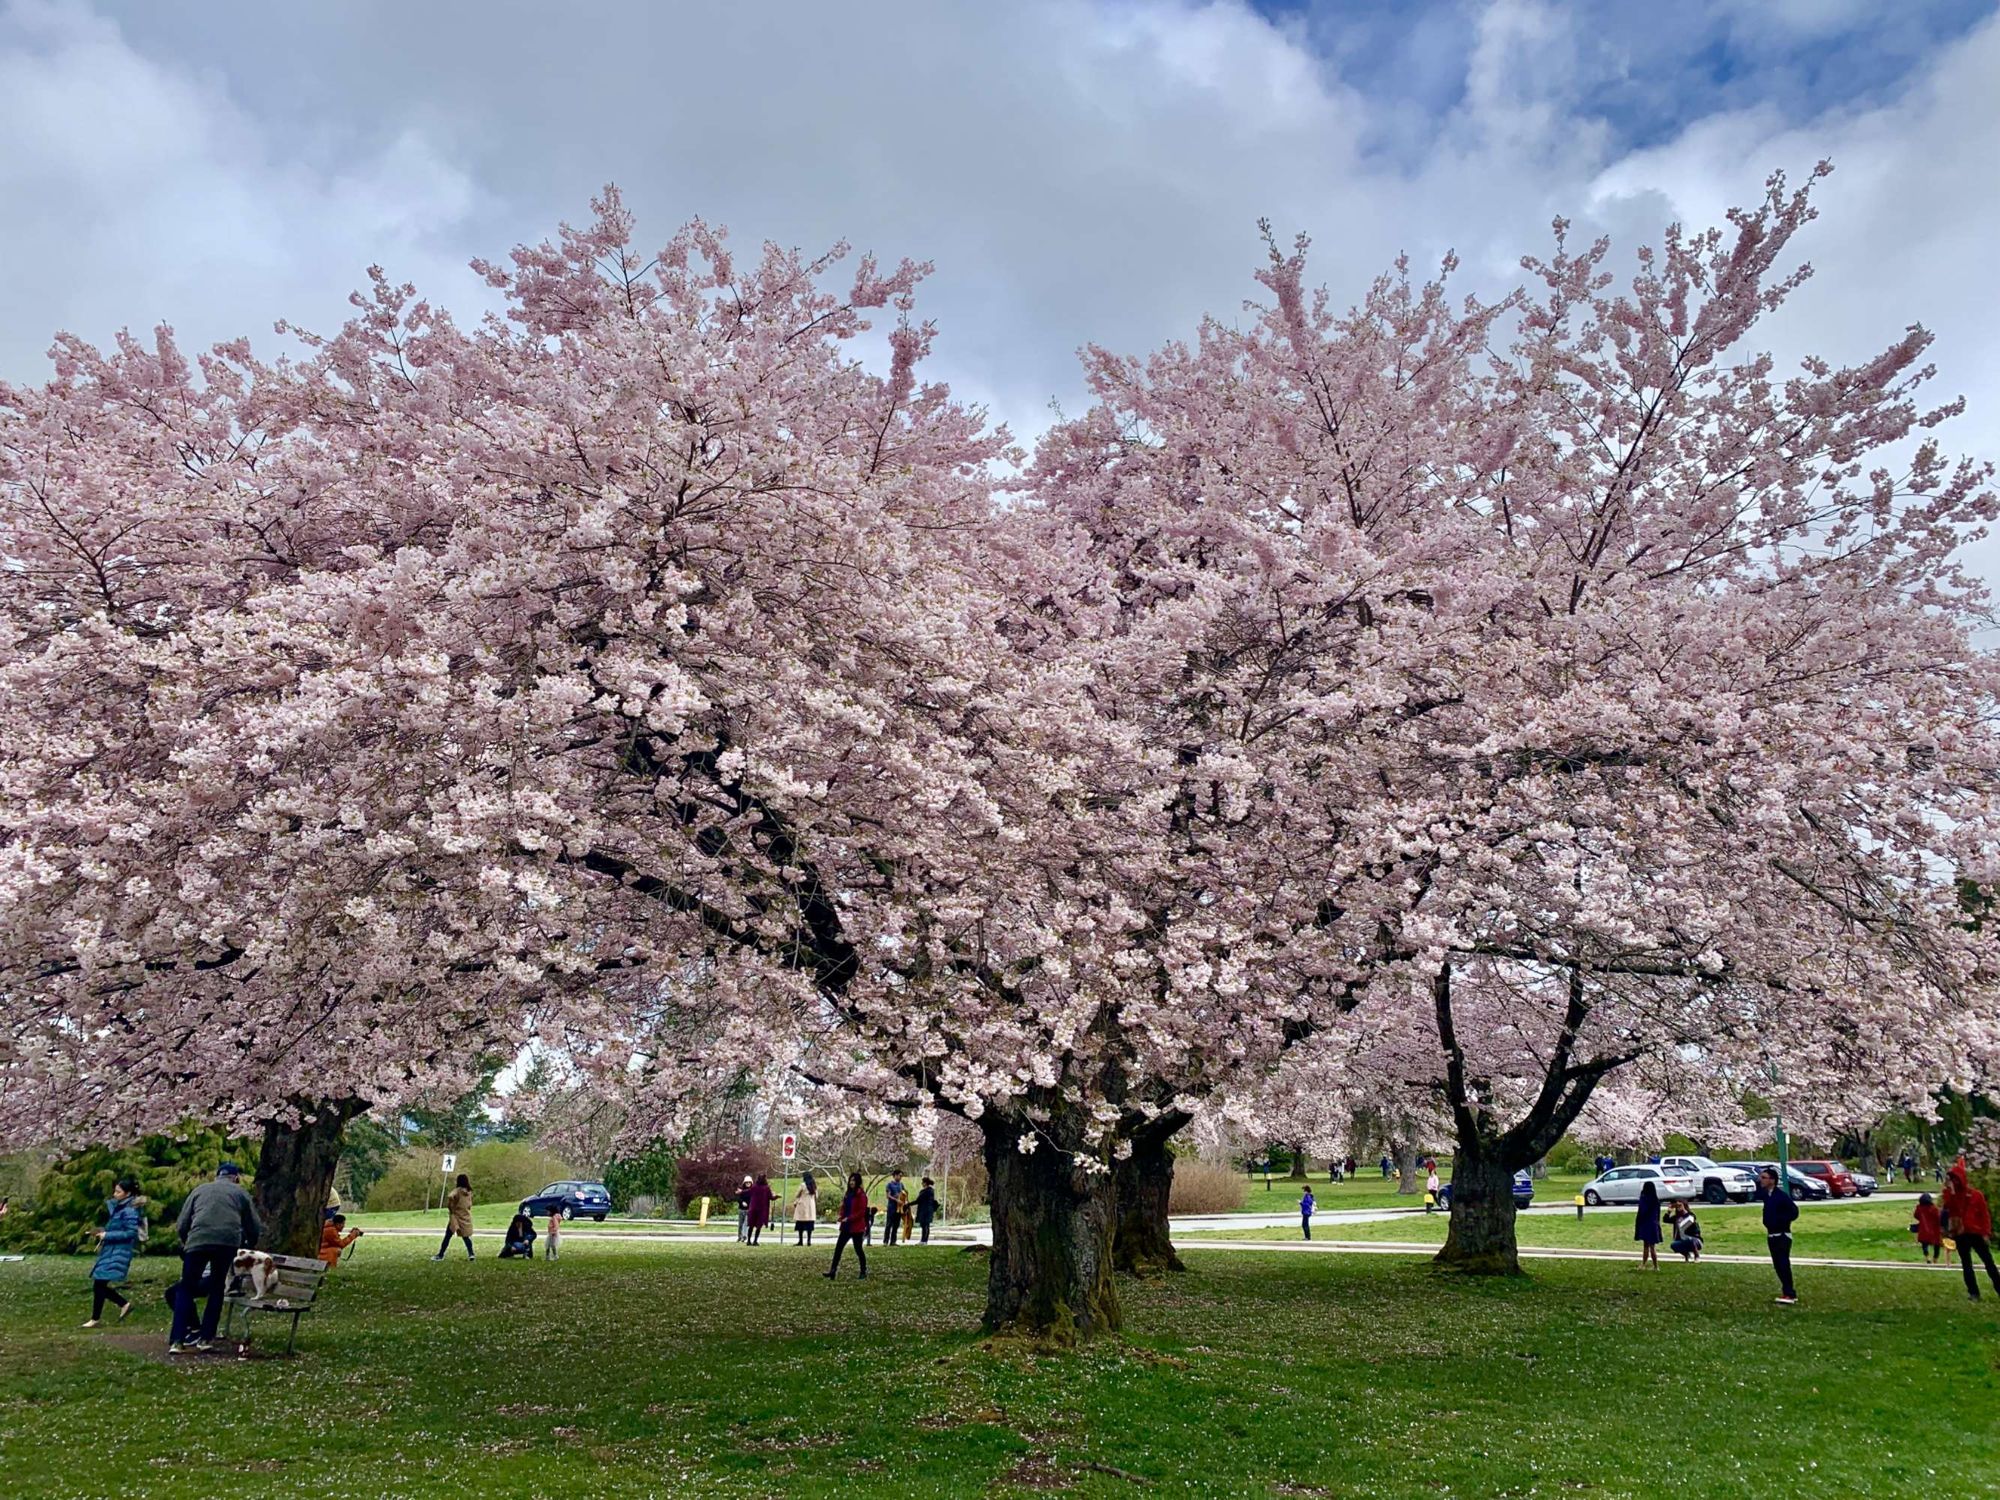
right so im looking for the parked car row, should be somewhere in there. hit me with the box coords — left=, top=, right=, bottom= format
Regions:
left=1580, top=1156, right=1880, bottom=1206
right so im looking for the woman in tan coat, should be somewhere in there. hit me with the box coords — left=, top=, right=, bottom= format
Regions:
left=434, top=1174, right=476, bottom=1260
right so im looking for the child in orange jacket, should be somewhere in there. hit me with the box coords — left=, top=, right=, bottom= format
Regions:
left=319, top=1214, right=362, bottom=1267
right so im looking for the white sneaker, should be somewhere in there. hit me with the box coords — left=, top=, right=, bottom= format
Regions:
left=168, top=1342, right=191, bottom=1354
left=81, top=1319, right=100, bottom=1328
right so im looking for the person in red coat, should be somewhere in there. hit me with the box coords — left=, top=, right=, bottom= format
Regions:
left=746, top=1174, right=774, bottom=1246
left=1912, top=1193, right=1944, bottom=1263
left=1942, top=1163, right=1999, bottom=1300
left=824, top=1171, right=869, bottom=1280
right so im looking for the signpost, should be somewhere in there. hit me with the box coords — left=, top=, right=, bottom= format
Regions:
left=434, top=1153, right=457, bottom=1212
left=781, top=1135, right=797, bottom=1230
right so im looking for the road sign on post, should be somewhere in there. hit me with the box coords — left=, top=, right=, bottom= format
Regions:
left=440, top=1153, right=457, bottom=1173
left=781, top=1135, right=797, bottom=1160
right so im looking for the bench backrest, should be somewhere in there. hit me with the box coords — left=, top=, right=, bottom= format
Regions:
left=229, top=1253, right=329, bottom=1306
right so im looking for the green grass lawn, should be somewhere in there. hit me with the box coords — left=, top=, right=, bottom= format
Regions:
left=1182, top=1201, right=1939, bottom=1264
left=2, top=1231, right=1994, bottom=1497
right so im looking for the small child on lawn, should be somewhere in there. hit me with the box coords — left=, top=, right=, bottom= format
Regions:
left=545, top=1206, right=562, bottom=1261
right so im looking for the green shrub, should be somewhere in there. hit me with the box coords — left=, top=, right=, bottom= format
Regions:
left=0, top=1128, right=254, bottom=1256
left=1545, top=1138, right=1593, bottom=1176
left=335, top=1116, right=402, bottom=1209
left=604, top=1140, right=678, bottom=1213
left=364, top=1142, right=579, bottom=1212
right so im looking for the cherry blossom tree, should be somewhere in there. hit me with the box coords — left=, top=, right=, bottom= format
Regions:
left=1059, top=164, right=2000, bottom=1272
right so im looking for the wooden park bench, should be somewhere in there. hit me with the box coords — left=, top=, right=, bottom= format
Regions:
left=222, top=1253, right=328, bottom=1355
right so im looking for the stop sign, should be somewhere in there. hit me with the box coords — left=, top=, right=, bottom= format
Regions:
left=781, top=1134, right=797, bottom=1160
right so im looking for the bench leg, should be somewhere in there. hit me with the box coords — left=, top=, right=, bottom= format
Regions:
left=287, top=1310, right=301, bottom=1355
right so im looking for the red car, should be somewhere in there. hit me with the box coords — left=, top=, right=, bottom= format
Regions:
left=1790, top=1160, right=1858, bottom=1197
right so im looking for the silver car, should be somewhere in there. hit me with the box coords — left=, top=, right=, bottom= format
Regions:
left=1581, top=1164, right=1699, bottom=1205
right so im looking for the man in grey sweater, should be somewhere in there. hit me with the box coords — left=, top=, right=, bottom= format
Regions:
left=171, top=1162, right=263, bottom=1352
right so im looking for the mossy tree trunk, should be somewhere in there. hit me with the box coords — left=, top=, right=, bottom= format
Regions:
left=981, top=1108, right=1119, bottom=1341
left=1111, top=1114, right=1188, bottom=1276
left=253, top=1098, right=367, bottom=1259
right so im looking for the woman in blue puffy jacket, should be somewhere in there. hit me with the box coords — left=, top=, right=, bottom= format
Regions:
left=84, top=1178, right=144, bottom=1327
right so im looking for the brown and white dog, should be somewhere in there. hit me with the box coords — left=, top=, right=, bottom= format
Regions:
left=230, top=1249, right=282, bottom=1302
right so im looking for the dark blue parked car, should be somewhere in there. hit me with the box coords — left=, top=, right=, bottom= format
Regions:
left=1438, top=1171, right=1534, bottom=1210
left=518, top=1180, right=612, bottom=1222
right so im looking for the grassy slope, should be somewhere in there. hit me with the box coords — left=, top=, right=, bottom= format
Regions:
left=1, top=1233, right=1994, bottom=1498
left=1183, top=1201, right=1935, bottom=1263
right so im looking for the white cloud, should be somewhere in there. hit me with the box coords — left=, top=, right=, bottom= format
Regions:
left=4, top=0, right=1993, bottom=517
left=0, top=0, right=488, bottom=374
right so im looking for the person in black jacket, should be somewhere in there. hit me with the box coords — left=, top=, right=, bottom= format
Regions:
left=1759, top=1167, right=1799, bottom=1304
left=913, top=1178, right=939, bottom=1244
left=499, top=1211, right=538, bottom=1259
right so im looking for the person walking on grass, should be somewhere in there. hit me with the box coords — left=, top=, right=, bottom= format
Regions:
left=1758, top=1167, right=1799, bottom=1305
left=1912, top=1192, right=1945, bottom=1263
left=734, top=1176, right=753, bottom=1244
left=1424, top=1165, right=1441, bottom=1213
left=1299, top=1185, right=1315, bottom=1241
left=824, top=1171, right=869, bottom=1280
left=1634, top=1181, right=1663, bottom=1268
left=171, top=1162, right=261, bottom=1352
left=792, top=1176, right=818, bottom=1246
left=544, top=1205, right=562, bottom=1260
left=1941, top=1162, right=2000, bottom=1300
left=914, top=1177, right=939, bottom=1244
left=434, top=1174, right=475, bottom=1260
left=84, top=1178, right=144, bottom=1327
left=747, top=1174, right=773, bottom=1246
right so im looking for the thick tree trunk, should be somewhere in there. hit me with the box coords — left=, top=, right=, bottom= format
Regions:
left=1435, top=1144, right=1520, bottom=1275
left=254, top=1099, right=365, bottom=1258
left=1112, top=1128, right=1184, bottom=1276
left=982, top=1112, right=1119, bottom=1341
left=1288, top=1143, right=1310, bottom=1182
left=1393, top=1138, right=1420, bottom=1195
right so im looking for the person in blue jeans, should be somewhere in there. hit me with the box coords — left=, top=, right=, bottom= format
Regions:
left=171, top=1162, right=262, bottom=1352
left=881, top=1170, right=908, bottom=1245
left=1299, top=1186, right=1315, bottom=1240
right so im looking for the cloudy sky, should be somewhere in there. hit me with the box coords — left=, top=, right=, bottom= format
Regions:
left=3, top=0, right=1996, bottom=507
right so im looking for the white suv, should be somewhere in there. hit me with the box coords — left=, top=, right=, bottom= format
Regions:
left=1658, top=1155, right=1759, bottom=1204
left=1581, top=1164, right=1699, bottom=1205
